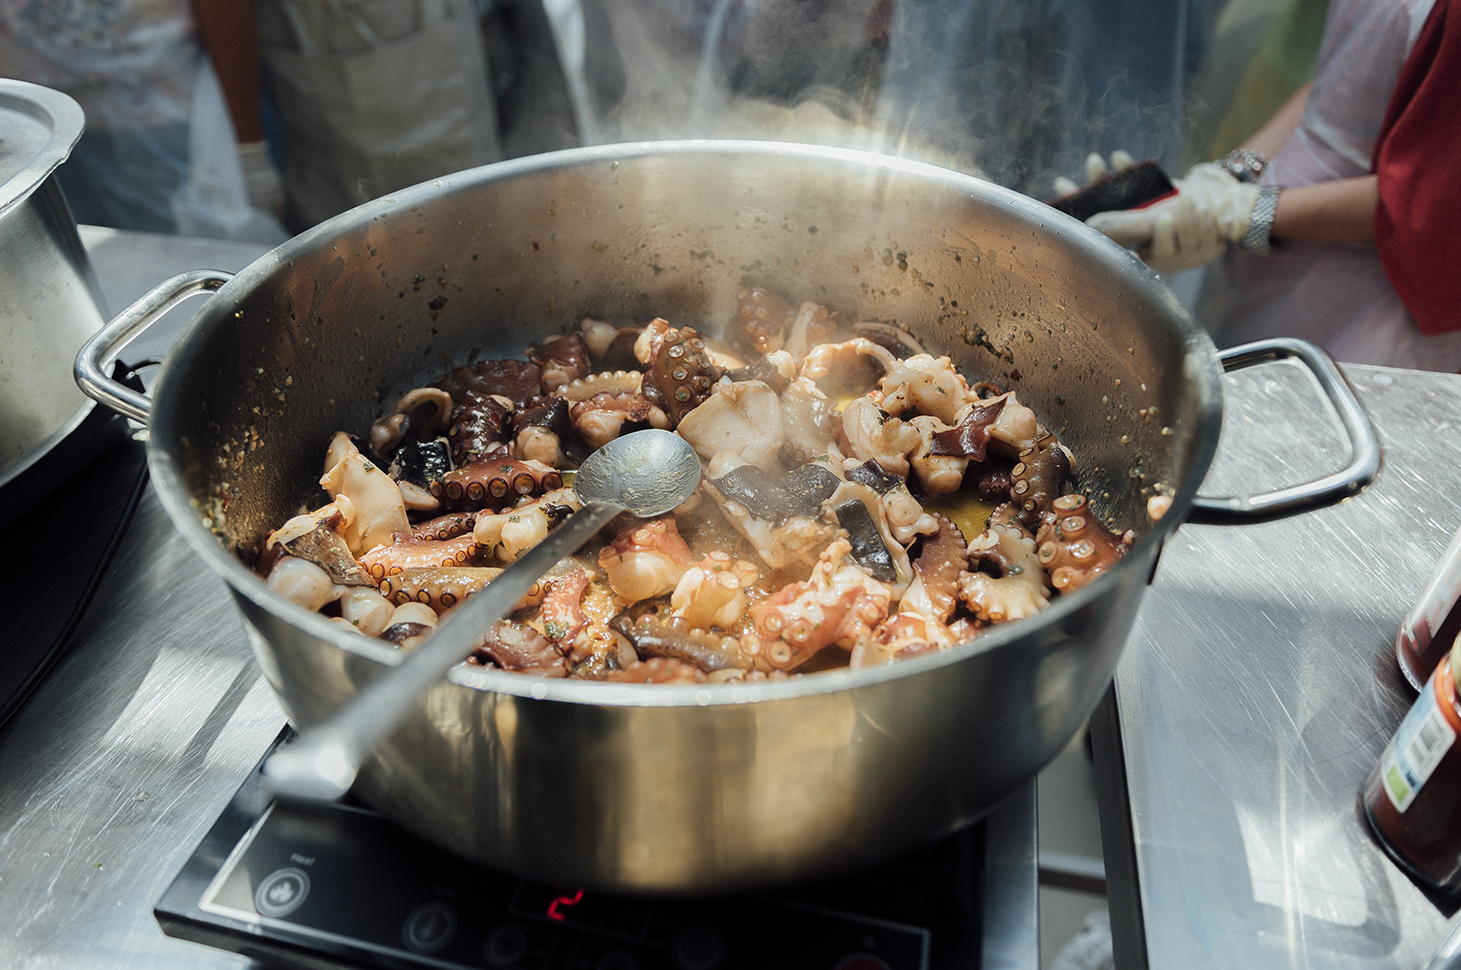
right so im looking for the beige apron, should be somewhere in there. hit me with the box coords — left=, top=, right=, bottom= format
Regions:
left=257, top=0, right=502, bottom=229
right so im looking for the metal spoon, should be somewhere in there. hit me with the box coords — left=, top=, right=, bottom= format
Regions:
left=262, top=429, right=703, bottom=802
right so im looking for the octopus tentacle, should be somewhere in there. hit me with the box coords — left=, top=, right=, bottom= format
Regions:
left=360, top=533, right=482, bottom=580
left=429, top=457, right=563, bottom=511
left=598, top=516, right=699, bottom=604
left=745, top=539, right=892, bottom=671
left=1008, top=431, right=1072, bottom=532
left=559, top=369, right=643, bottom=401
left=528, top=332, right=591, bottom=393
left=670, top=551, right=760, bottom=630
left=957, top=521, right=1051, bottom=623
left=604, top=657, right=709, bottom=684
left=1035, top=494, right=1134, bottom=593
left=902, top=513, right=965, bottom=623
left=378, top=565, right=504, bottom=610
left=610, top=615, right=750, bottom=672
left=736, top=287, right=798, bottom=354
left=411, top=511, right=476, bottom=541
left=642, top=324, right=724, bottom=426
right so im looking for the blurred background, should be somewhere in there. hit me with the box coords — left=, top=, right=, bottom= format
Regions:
left=0, top=0, right=1326, bottom=240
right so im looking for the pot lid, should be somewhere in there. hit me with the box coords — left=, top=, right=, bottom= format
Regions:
left=0, top=79, right=85, bottom=218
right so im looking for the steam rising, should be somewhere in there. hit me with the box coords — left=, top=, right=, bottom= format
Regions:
left=553, top=0, right=1196, bottom=196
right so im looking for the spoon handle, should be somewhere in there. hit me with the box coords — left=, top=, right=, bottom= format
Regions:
left=263, top=499, right=626, bottom=802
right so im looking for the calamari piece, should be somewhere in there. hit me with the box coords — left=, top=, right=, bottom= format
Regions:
left=381, top=602, right=438, bottom=651
left=744, top=538, right=892, bottom=671
left=579, top=317, right=642, bottom=371
left=597, top=516, right=700, bottom=603
left=839, top=397, right=921, bottom=478
left=641, top=324, right=724, bottom=425
left=782, top=301, right=840, bottom=360
left=908, top=415, right=968, bottom=497
left=957, top=522, right=1050, bottom=623
left=446, top=389, right=514, bottom=464
left=953, top=392, right=1039, bottom=455
left=265, top=504, right=375, bottom=588
left=320, top=432, right=411, bottom=555
left=875, top=354, right=972, bottom=424
left=430, top=456, right=563, bottom=512
left=512, top=397, right=572, bottom=468
left=1008, top=432, right=1073, bottom=531
left=338, top=587, right=396, bottom=637
left=568, top=389, right=670, bottom=450
left=701, top=462, right=838, bottom=571
left=539, top=567, right=592, bottom=646
left=676, top=380, right=785, bottom=470
left=473, top=487, right=581, bottom=563
left=779, top=377, right=838, bottom=464
left=671, top=551, right=760, bottom=630
left=827, top=480, right=913, bottom=595
left=799, top=338, right=898, bottom=398
left=369, top=386, right=453, bottom=461
left=266, top=555, right=340, bottom=612
left=851, top=612, right=963, bottom=668
left=411, top=510, right=476, bottom=541
left=901, top=513, right=966, bottom=623
left=1035, top=494, right=1134, bottom=593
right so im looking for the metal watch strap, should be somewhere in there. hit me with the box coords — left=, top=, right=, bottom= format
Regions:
left=1240, top=185, right=1280, bottom=254
left=1220, top=148, right=1269, bottom=183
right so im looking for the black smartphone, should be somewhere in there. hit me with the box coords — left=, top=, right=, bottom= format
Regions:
left=1046, top=161, right=1177, bottom=222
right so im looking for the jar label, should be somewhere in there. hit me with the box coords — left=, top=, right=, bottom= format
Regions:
left=1382, top=670, right=1457, bottom=813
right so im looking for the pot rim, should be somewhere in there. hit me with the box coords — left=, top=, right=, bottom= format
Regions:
left=0, top=79, right=85, bottom=218
left=148, top=139, right=1225, bottom=709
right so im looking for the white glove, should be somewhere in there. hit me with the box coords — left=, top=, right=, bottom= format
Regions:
left=1086, top=162, right=1260, bottom=272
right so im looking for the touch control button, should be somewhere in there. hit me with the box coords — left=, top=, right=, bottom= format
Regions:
left=485, top=924, right=529, bottom=967
left=673, top=925, right=725, bottom=970
left=254, top=867, right=310, bottom=917
left=403, top=901, right=458, bottom=953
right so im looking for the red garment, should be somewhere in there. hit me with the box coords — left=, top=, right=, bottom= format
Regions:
left=1373, top=0, right=1461, bottom=335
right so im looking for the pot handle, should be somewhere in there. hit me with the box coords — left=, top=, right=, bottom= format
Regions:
left=74, top=269, right=233, bottom=424
left=1187, top=337, right=1381, bottom=525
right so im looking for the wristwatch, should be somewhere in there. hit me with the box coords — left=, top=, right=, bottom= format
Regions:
left=1240, top=185, right=1281, bottom=254
left=1219, top=148, right=1269, bottom=183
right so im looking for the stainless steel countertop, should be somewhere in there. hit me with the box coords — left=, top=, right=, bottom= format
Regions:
left=1105, top=358, right=1461, bottom=968
left=0, top=228, right=1040, bottom=969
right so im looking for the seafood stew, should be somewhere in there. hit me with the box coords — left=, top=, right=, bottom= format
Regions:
left=259, top=286, right=1147, bottom=684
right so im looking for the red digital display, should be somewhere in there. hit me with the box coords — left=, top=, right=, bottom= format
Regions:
left=546, top=889, right=584, bottom=921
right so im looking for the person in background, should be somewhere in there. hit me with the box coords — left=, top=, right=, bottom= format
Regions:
left=1075, top=0, right=1461, bottom=371
left=0, top=0, right=286, bottom=242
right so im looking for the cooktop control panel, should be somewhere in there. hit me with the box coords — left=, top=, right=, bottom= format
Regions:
left=157, top=732, right=1001, bottom=970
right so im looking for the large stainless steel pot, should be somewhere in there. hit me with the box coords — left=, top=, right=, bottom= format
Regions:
left=76, top=142, right=1378, bottom=894
left=1, top=80, right=109, bottom=520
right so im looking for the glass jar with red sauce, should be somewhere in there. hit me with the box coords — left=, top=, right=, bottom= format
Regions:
left=1397, top=523, right=1461, bottom=691
left=1366, top=640, right=1461, bottom=892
